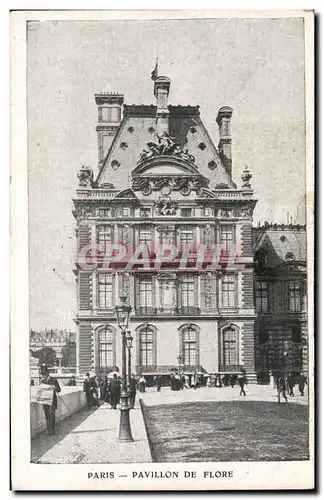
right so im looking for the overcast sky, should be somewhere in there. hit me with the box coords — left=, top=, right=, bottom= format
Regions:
left=27, top=17, right=306, bottom=330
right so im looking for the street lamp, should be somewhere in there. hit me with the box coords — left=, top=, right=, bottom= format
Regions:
left=115, top=295, right=133, bottom=442
left=126, top=330, right=133, bottom=398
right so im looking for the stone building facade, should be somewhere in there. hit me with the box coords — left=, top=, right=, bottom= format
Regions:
left=72, top=75, right=307, bottom=383
left=253, top=223, right=307, bottom=378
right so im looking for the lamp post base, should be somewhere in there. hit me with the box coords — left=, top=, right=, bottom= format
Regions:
left=117, top=407, right=134, bottom=442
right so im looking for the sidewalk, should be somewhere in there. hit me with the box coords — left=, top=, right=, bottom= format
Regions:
left=31, top=402, right=152, bottom=464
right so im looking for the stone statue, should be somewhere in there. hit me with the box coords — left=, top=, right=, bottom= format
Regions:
left=77, top=165, right=94, bottom=187
left=139, top=131, right=195, bottom=162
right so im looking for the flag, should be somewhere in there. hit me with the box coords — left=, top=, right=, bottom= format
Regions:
left=151, top=58, right=158, bottom=81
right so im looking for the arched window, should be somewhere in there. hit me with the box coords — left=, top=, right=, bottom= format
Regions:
left=179, top=324, right=200, bottom=369
left=219, top=325, right=240, bottom=371
left=97, top=326, right=116, bottom=372
left=136, top=324, right=157, bottom=369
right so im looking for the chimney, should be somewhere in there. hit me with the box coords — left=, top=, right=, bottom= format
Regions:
left=216, top=106, right=233, bottom=177
left=95, top=93, right=124, bottom=169
left=154, top=76, right=171, bottom=135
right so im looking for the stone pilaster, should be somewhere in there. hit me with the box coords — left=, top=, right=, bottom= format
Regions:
left=78, top=322, right=93, bottom=375
left=241, top=321, right=257, bottom=383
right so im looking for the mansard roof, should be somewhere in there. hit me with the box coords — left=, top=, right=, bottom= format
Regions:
left=95, top=104, right=236, bottom=190
left=253, top=224, right=307, bottom=268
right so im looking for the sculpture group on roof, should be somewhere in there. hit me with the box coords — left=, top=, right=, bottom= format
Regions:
left=139, top=131, right=195, bottom=163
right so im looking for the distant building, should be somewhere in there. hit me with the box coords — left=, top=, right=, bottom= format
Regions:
left=253, top=223, right=307, bottom=377
left=30, top=329, right=77, bottom=367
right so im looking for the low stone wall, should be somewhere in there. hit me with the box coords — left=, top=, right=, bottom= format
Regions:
left=30, top=386, right=87, bottom=438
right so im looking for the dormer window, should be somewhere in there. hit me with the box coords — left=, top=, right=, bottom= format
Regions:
left=255, top=250, right=267, bottom=270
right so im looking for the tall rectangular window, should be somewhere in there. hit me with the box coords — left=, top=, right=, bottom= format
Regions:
left=97, top=225, right=113, bottom=247
left=139, top=227, right=152, bottom=245
left=223, top=328, right=238, bottom=366
left=288, top=281, right=301, bottom=312
left=140, top=328, right=154, bottom=366
left=182, top=328, right=197, bottom=366
left=220, top=225, right=234, bottom=251
left=181, top=227, right=194, bottom=246
left=139, top=278, right=153, bottom=308
left=221, top=275, right=236, bottom=308
left=255, top=281, right=269, bottom=312
left=181, top=277, right=195, bottom=307
left=99, top=328, right=114, bottom=368
left=98, top=273, right=113, bottom=308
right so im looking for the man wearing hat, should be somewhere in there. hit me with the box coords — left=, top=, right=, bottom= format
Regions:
left=40, top=367, right=61, bottom=435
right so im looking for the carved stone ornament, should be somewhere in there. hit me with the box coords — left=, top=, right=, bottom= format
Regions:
left=241, top=166, right=252, bottom=188
left=75, top=205, right=95, bottom=221
left=122, top=225, right=130, bottom=246
left=233, top=207, right=254, bottom=219
left=139, top=131, right=195, bottom=163
left=204, top=224, right=211, bottom=245
left=122, top=273, right=131, bottom=302
left=155, top=198, right=178, bottom=216
left=220, top=209, right=232, bottom=218
left=205, top=273, right=213, bottom=308
left=134, top=175, right=207, bottom=197
left=77, top=165, right=94, bottom=187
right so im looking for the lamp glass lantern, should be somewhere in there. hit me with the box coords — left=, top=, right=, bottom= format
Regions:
left=115, top=295, right=131, bottom=330
left=126, top=332, right=133, bottom=349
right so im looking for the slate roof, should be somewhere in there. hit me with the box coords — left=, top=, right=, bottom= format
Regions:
left=253, top=225, right=307, bottom=268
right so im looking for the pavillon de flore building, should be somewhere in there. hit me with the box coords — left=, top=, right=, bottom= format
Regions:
left=72, top=73, right=308, bottom=385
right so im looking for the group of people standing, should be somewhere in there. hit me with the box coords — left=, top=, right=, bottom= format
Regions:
left=269, top=371, right=307, bottom=403
left=83, top=372, right=139, bottom=410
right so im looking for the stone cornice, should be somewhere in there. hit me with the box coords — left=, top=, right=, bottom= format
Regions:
left=123, top=104, right=156, bottom=117
left=253, top=223, right=306, bottom=232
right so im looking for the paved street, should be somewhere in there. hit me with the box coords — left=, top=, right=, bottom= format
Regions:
left=139, top=384, right=309, bottom=407
left=31, top=385, right=308, bottom=464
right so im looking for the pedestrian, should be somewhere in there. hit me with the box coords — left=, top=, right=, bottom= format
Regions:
left=277, top=375, right=288, bottom=403
left=138, top=375, right=146, bottom=393
left=184, top=374, right=190, bottom=389
left=129, top=374, right=137, bottom=408
left=83, top=372, right=94, bottom=408
left=238, top=375, right=246, bottom=396
left=30, top=379, right=35, bottom=386
left=269, top=370, right=275, bottom=389
left=192, top=372, right=197, bottom=390
left=298, top=373, right=307, bottom=396
left=40, top=368, right=61, bottom=435
left=66, top=375, right=76, bottom=386
left=287, top=373, right=295, bottom=397
left=156, top=374, right=162, bottom=392
left=230, top=375, right=236, bottom=388
left=206, top=375, right=211, bottom=387
left=109, top=374, right=121, bottom=409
